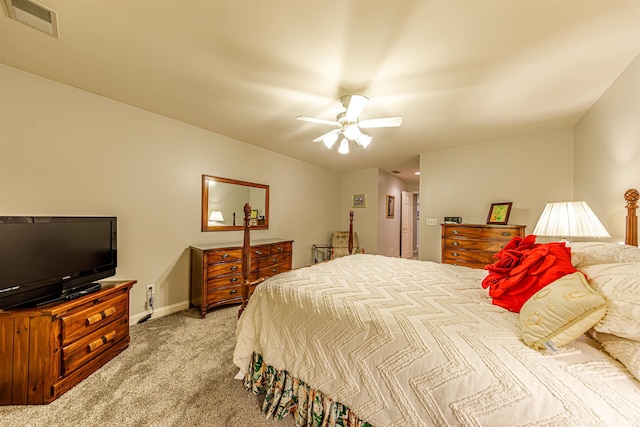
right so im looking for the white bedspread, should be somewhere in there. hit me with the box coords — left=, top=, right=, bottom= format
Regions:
left=234, top=254, right=640, bottom=426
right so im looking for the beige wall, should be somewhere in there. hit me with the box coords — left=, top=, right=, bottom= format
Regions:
left=574, top=54, right=640, bottom=242
left=0, top=64, right=341, bottom=321
left=419, top=128, right=574, bottom=262
left=339, top=168, right=378, bottom=253
left=417, top=54, right=640, bottom=261
left=337, top=168, right=410, bottom=256
left=377, top=170, right=408, bottom=257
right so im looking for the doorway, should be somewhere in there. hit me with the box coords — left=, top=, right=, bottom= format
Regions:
left=401, top=191, right=419, bottom=259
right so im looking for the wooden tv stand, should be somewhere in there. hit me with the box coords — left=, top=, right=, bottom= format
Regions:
left=0, top=280, right=136, bottom=405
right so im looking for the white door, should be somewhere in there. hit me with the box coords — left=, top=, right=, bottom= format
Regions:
left=401, top=191, right=414, bottom=258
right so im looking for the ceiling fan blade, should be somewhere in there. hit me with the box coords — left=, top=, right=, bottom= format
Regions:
left=297, top=115, right=339, bottom=126
left=312, top=129, right=340, bottom=143
left=358, top=116, right=403, bottom=128
left=343, top=95, right=369, bottom=122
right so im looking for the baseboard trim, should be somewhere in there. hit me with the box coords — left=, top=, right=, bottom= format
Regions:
left=130, top=300, right=190, bottom=324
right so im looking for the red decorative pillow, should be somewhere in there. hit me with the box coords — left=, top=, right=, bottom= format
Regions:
left=482, top=236, right=577, bottom=312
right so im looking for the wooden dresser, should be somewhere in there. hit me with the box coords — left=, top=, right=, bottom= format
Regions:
left=0, top=280, right=136, bottom=405
left=190, top=239, right=293, bottom=318
left=441, top=224, right=526, bottom=269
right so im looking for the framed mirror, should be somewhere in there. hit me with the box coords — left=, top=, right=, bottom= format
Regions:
left=201, top=175, right=269, bottom=231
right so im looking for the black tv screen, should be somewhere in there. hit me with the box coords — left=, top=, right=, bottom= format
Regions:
left=0, top=216, right=117, bottom=309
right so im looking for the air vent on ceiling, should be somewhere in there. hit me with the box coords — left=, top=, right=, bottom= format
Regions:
left=4, top=0, right=58, bottom=38
left=390, top=170, right=401, bottom=174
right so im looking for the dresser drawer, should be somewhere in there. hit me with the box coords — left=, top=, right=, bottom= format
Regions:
left=270, top=242, right=292, bottom=254
left=257, top=252, right=291, bottom=269
left=207, top=273, right=243, bottom=290
left=61, top=292, right=129, bottom=346
left=259, top=260, right=291, bottom=277
left=206, top=248, right=243, bottom=263
left=442, top=249, right=496, bottom=265
left=61, top=315, right=129, bottom=376
left=207, top=260, right=242, bottom=277
left=445, top=226, right=522, bottom=240
left=250, top=244, right=272, bottom=258
left=206, top=284, right=242, bottom=306
left=443, top=238, right=510, bottom=252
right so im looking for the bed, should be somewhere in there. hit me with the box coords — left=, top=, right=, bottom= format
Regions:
left=234, top=189, right=640, bottom=427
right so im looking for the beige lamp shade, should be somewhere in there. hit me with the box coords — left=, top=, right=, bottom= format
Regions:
left=208, top=210, right=224, bottom=224
left=533, top=201, right=610, bottom=238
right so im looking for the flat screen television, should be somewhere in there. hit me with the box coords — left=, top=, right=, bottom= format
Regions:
left=0, top=216, right=117, bottom=309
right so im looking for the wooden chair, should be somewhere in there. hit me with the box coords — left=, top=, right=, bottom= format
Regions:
left=330, top=232, right=364, bottom=258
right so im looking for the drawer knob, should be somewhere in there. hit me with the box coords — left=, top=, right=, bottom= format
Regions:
left=276, top=246, right=283, bottom=251
left=86, top=307, right=117, bottom=326
left=452, top=252, right=459, bottom=257
left=221, top=253, right=230, bottom=259
left=501, top=232, right=510, bottom=236
left=229, top=289, right=238, bottom=295
left=452, top=229, right=459, bottom=234
left=230, top=265, right=239, bottom=271
left=271, top=268, right=278, bottom=273
left=254, top=250, right=263, bottom=255
left=87, top=330, right=116, bottom=352
left=272, top=258, right=278, bottom=263
left=230, top=277, right=238, bottom=283
left=452, top=241, right=459, bottom=246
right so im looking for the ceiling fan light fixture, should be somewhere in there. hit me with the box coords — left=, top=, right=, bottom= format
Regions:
left=357, top=133, right=372, bottom=148
left=298, top=94, right=402, bottom=155
left=343, top=123, right=361, bottom=140
left=338, top=138, right=349, bottom=155
left=322, top=132, right=338, bottom=149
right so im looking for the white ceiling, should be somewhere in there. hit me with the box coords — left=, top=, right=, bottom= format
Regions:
left=2, top=1, right=639, bottom=183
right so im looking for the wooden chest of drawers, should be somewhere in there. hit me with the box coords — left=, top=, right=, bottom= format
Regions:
left=0, top=280, right=136, bottom=405
left=190, top=239, right=293, bottom=318
left=441, top=224, right=526, bottom=269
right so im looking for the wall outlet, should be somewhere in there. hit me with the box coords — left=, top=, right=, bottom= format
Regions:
left=146, top=284, right=155, bottom=308
left=426, top=218, right=437, bottom=225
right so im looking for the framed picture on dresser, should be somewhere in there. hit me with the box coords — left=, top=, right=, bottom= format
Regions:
left=486, top=202, right=512, bottom=225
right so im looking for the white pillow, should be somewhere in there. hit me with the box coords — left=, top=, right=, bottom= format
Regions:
left=520, top=272, right=608, bottom=351
left=580, top=262, right=640, bottom=341
left=591, top=330, right=640, bottom=382
left=569, top=242, right=640, bottom=268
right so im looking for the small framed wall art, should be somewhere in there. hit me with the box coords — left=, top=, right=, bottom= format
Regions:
left=352, top=194, right=366, bottom=208
left=486, top=202, right=512, bottom=225
left=386, top=195, right=395, bottom=218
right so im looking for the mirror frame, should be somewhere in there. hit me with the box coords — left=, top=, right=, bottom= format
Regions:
left=201, top=175, right=270, bottom=232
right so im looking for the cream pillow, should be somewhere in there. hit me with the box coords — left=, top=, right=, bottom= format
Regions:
left=591, top=330, right=640, bottom=382
left=580, top=262, right=640, bottom=341
left=520, top=272, right=608, bottom=351
left=569, top=242, right=640, bottom=268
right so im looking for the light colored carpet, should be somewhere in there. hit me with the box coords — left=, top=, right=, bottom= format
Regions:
left=0, top=306, right=295, bottom=427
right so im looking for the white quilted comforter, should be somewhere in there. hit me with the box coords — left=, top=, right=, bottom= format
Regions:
left=234, top=254, right=640, bottom=426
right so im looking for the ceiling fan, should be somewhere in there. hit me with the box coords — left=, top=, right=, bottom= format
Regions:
left=297, top=95, right=402, bottom=154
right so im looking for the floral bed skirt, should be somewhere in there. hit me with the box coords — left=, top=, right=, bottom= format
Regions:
left=244, top=352, right=371, bottom=427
